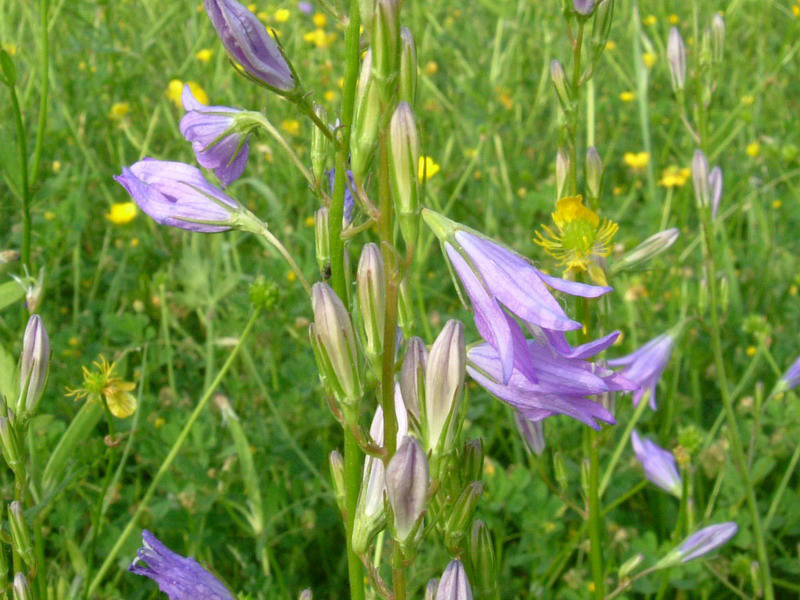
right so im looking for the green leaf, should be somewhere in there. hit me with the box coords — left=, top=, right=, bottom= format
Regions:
left=0, top=343, right=17, bottom=408
left=0, top=281, right=24, bottom=312
left=0, top=49, right=16, bottom=86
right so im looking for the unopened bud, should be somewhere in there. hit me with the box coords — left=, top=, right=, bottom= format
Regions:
left=13, top=573, right=32, bottom=600
left=469, top=520, right=497, bottom=598
left=400, top=336, right=427, bottom=422
left=329, top=450, right=345, bottom=512
left=436, top=559, right=473, bottom=600
left=711, top=14, right=725, bottom=64
left=550, top=60, right=571, bottom=111
left=514, top=413, right=545, bottom=455
left=397, top=276, right=415, bottom=337
left=425, top=578, right=440, bottom=600
left=692, top=150, right=710, bottom=209
left=389, top=102, right=421, bottom=248
left=461, top=438, right=484, bottom=484
left=8, top=502, right=33, bottom=568
left=590, top=0, right=614, bottom=61
left=309, top=283, right=364, bottom=409
left=556, top=148, right=570, bottom=199
left=612, top=228, right=680, bottom=273
left=314, top=208, right=330, bottom=277
left=372, top=0, right=401, bottom=98
left=351, top=51, right=380, bottom=185
left=553, top=452, right=568, bottom=490
left=585, top=146, right=603, bottom=201
left=0, top=417, right=21, bottom=471
left=618, top=553, right=644, bottom=579
left=357, top=244, right=386, bottom=373
left=709, top=166, right=723, bottom=219
left=445, top=482, right=482, bottom=550
left=573, top=0, right=595, bottom=16
left=667, top=27, right=686, bottom=91
left=423, top=320, right=465, bottom=455
left=311, top=103, right=330, bottom=183
left=298, top=589, right=313, bottom=600
left=359, top=0, right=376, bottom=39
left=386, top=436, right=429, bottom=542
left=399, top=28, right=417, bottom=105
left=17, top=314, right=49, bottom=416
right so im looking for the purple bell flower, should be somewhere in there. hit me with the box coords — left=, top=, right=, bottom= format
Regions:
left=129, top=530, right=234, bottom=600
left=327, top=169, right=355, bottom=225
left=204, top=0, right=295, bottom=91
left=676, top=522, right=738, bottom=562
left=179, top=85, right=250, bottom=187
left=436, top=559, right=473, bottom=600
left=114, top=159, right=240, bottom=232
left=778, top=356, right=800, bottom=391
left=607, top=331, right=676, bottom=410
left=631, top=430, right=682, bottom=496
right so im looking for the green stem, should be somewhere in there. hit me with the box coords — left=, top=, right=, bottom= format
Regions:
left=763, top=426, right=800, bottom=531
left=30, top=0, right=50, bottom=184
left=587, top=429, right=604, bottom=600
left=631, top=2, right=657, bottom=206
left=87, top=308, right=262, bottom=596
left=8, top=84, right=31, bottom=271
left=599, top=393, right=650, bottom=496
left=392, top=542, right=407, bottom=600
left=568, top=21, right=585, bottom=195
left=250, top=112, right=317, bottom=188
left=258, top=226, right=312, bottom=296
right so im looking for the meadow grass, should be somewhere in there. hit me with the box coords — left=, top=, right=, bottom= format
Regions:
left=1, top=0, right=800, bottom=598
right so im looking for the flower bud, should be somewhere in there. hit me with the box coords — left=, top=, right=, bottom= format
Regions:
left=399, top=336, right=427, bottom=423
left=356, top=243, right=386, bottom=373
left=13, top=573, right=32, bottom=600
left=422, top=320, right=465, bottom=455
left=389, top=103, right=421, bottom=248
left=550, top=60, right=571, bottom=111
left=329, top=450, right=345, bottom=513
left=298, top=589, right=313, bottom=600
left=372, top=0, right=401, bottom=98
left=590, top=0, right=614, bottom=61
left=436, top=559, right=473, bottom=600
left=667, top=27, right=686, bottom=91
left=17, top=314, right=49, bottom=417
left=461, top=438, right=483, bottom=484
left=399, top=28, right=418, bottom=105
left=514, top=413, right=545, bottom=455
left=309, top=283, right=363, bottom=409
left=351, top=51, right=380, bottom=185
left=556, top=148, right=570, bottom=199
left=585, top=146, right=603, bottom=201
left=311, top=103, right=330, bottom=183
left=425, top=579, right=439, bottom=600
left=709, top=166, right=723, bottom=219
left=692, top=150, right=710, bottom=209
left=8, top=502, right=33, bottom=568
left=397, top=276, right=415, bottom=337
left=0, top=417, right=21, bottom=472
left=314, top=208, right=331, bottom=277
left=612, top=228, right=680, bottom=273
left=444, top=482, right=482, bottom=551
left=618, top=553, right=644, bottom=579
left=469, top=520, right=497, bottom=599
left=553, top=451, right=568, bottom=490
left=359, top=0, right=376, bottom=38
left=386, top=436, right=429, bottom=542
left=711, top=14, right=725, bottom=64
left=573, top=0, right=595, bottom=16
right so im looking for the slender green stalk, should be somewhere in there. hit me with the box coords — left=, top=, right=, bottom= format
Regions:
left=30, top=0, right=50, bottom=183
left=631, top=2, right=657, bottom=206
left=763, top=440, right=800, bottom=531
left=8, top=84, right=32, bottom=270
left=587, top=429, right=604, bottom=600
left=567, top=21, right=585, bottom=195
left=87, top=308, right=262, bottom=596
left=250, top=112, right=317, bottom=188
left=391, top=542, right=407, bottom=600
left=599, top=394, right=650, bottom=496
left=258, top=227, right=312, bottom=296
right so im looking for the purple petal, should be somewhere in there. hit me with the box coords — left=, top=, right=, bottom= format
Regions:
left=537, top=270, right=612, bottom=298
left=677, top=522, right=738, bottom=562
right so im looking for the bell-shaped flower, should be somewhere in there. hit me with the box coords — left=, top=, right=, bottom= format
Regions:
left=114, top=159, right=249, bottom=233
left=386, top=436, right=429, bottom=543
left=655, top=522, right=738, bottom=569
left=776, top=355, right=800, bottom=393
left=204, top=0, right=295, bottom=92
left=607, top=329, right=677, bottom=410
left=422, top=208, right=611, bottom=385
left=514, top=412, right=545, bottom=455
left=436, top=559, right=473, bottom=600
left=129, top=530, right=235, bottom=600
left=179, top=85, right=250, bottom=186
left=631, top=430, right=682, bottom=497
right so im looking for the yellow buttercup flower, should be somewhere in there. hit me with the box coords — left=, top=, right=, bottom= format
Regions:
left=312, top=12, right=327, bottom=27
left=418, top=156, right=440, bottom=181
left=323, top=90, right=337, bottom=102
left=746, top=142, right=760, bottom=157
left=643, top=15, right=657, bottom=26
left=303, top=28, right=336, bottom=48
left=619, top=91, right=635, bottom=103
left=274, top=8, right=290, bottom=22
left=195, top=48, right=213, bottom=62
left=604, top=40, right=617, bottom=51
left=793, top=5, right=800, bottom=17
left=66, top=356, right=138, bottom=418
left=623, top=152, right=650, bottom=170
left=424, top=61, right=438, bottom=75
left=658, top=166, right=691, bottom=188
left=166, top=80, right=208, bottom=108
left=642, top=52, right=657, bottom=68
left=106, top=202, right=138, bottom=225
left=108, top=102, right=130, bottom=119
left=282, top=119, right=300, bottom=136
left=535, top=195, right=618, bottom=284
left=3, top=43, right=17, bottom=55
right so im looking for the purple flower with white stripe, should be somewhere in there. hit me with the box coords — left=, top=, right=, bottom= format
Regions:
left=114, top=159, right=241, bottom=232
left=607, top=330, right=677, bottom=410
left=129, top=530, right=234, bottom=600
left=631, top=430, right=682, bottom=496
left=180, top=85, right=250, bottom=186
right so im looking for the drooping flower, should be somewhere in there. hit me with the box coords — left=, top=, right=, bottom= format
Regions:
left=631, top=430, right=682, bottom=496
left=676, top=522, right=738, bottom=562
left=573, top=0, right=595, bottom=16
left=204, top=0, right=295, bottom=91
left=66, top=355, right=137, bottom=418
left=534, top=194, right=618, bottom=284
left=129, top=530, right=235, bottom=600
left=777, top=356, right=800, bottom=392
left=114, top=159, right=242, bottom=233
left=436, top=559, right=473, bottom=600
left=179, top=85, right=250, bottom=186
left=514, top=412, right=545, bottom=455
left=607, top=330, right=677, bottom=410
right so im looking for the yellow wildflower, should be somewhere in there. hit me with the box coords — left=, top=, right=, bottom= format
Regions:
left=303, top=28, right=336, bottom=48
left=497, top=90, right=514, bottom=110
left=3, top=43, right=17, bottom=55
left=66, top=356, right=138, bottom=419
left=793, top=5, right=800, bottom=17
left=418, top=156, right=440, bottom=181
left=623, top=152, right=650, bottom=170
left=643, top=15, right=657, bottom=26
left=108, top=102, right=130, bottom=120
left=282, top=119, right=300, bottom=136
left=604, top=40, right=617, bottom=51
left=304, top=215, right=315, bottom=227
left=746, top=346, right=757, bottom=357
left=424, top=61, right=438, bottom=75
left=52, top=161, right=61, bottom=173
left=668, top=14, right=680, bottom=25
left=195, top=48, right=213, bottom=62
left=323, top=90, right=337, bottom=102
left=642, top=52, right=657, bottom=68
left=44, top=211, right=56, bottom=221
left=312, top=12, right=327, bottom=27
left=166, top=80, right=208, bottom=108
left=658, top=166, right=691, bottom=187
left=535, top=195, right=618, bottom=284
left=746, top=142, right=760, bottom=157
left=741, top=95, right=755, bottom=106
left=287, top=270, right=297, bottom=282
left=619, top=91, right=635, bottom=103
left=274, top=8, right=290, bottom=22
left=247, top=3, right=257, bottom=11
left=106, top=202, right=138, bottom=225
left=257, top=11, right=268, bottom=21
left=772, top=200, right=782, bottom=209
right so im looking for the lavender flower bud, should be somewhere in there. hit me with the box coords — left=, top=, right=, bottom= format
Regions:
left=399, top=28, right=418, bottom=105
left=311, top=103, right=330, bottom=182
left=314, top=208, right=330, bottom=276
left=400, top=336, right=427, bottom=422
left=667, top=27, right=687, bottom=91
left=550, top=60, right=571, bottom=111
left=444, top=482, right=482, bottom=551
left=612, top=228, right=680, bottom=273
left=585, top=146, right=603, bottom=201
left=556, top=148, right=570, bottom=199
left=514, top=413, right=545, bottom=455
left=329, top=450, right=345, bottom=512
left=423, top=320, right=465, bottom=455
left=357, top=243, right=386, bottom=372
left=0, top=417, right=21, bottom=472
left=8, top=502, right=33, bottom=568
left=631, top=430, right=682, bottom=496
left=573, top=0, right=595, bottom=16
left=469, top=521, right=497, bottom=598
left=309, top=283, right=364, bottom=409
left=461, top=438, right=484, bottom=484
left=17, top=314, right=49, bottom=416
left=711, top=14, right=725, bottom=64
left=298, top=589, right=313, bottom=600
left=351, top=51, right=380, bottom=185
left=436, top=559, right=473, bottom=600
left=425, top=579, right=439, bottom=600
left=204, top=0, right=295, bottom=92
left=12, top=573, right=32, bottom=600
left=389, top=103, right=421, bottom=248
left=692, top=150, right=710, bottom=209
left=655, top=522, right=738, bottom=568
left=709, top=166, right=723, bottom=219
left=386, top=436, right=429, bottom=542
left=372, top=0, right=401, bottom=97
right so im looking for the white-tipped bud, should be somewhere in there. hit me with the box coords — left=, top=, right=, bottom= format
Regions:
left=389, top=103, right=421, bottom=248
left=356, top=243, right=386, bottom=373
left=425, top=579, right=440, bottom=600
left=399, top=27, right=418, bottom=105
left=372, top=0, right=401, bottom=98
left=422, top=320, right=465, bottom=455
left=469, top=520, right=497, bottom=598
left=314, top=208, right=330, bottom=277
left=618, top=553, right=644, bottom=579
left=709, top=166, right=723, bottom=220
left=13, top=573, right=32, bottom=600
left=711, top=14, right=725, bottom=64
left=17, top=314, right=49, bottom=417
left=612, top=228, right=680, bottom=273
left=298, top=589, right=313, bottom=600
left=436, top=559, right=473, bottom=600
left=399, top=336, right=427, bottom=423
left=397, top=276, right=415, bottom=336
left=667, top=27, right=687, bottom=91
left=692, top=150, right=710, bottom=209
left=329, top=450, right=345, bottom=512
left=311, top=103, right=330, bottom=183
left=585, top=146, right=603, bottom=201
left=386, top=436, right=429, bottom=542
left=351, top=50, right=381, bottom=185
left=8, top=502, right=33, bottom=568
left=550, top=60, right=571, bottom=110
left=556, top=148, right=570, bottom=199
